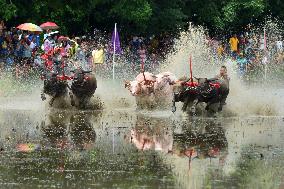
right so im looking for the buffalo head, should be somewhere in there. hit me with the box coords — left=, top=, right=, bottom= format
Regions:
left=124, top=80, right=131, bottom=89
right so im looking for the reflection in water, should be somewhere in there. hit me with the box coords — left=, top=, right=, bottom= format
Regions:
left=156, top=118, right=229, bottom=189
left=0, top=109, right=283, bottom=188
left=40, top=111, right=101, bottom=173
left=0, top=110, right=176, bottom=188
left=173, top=119, right=228, bottom=163
left=41, top=110, right=101, bottom=151
left=129, top=116, right=228, bottom=169
left=69, top=113, right=97, bottom=150
left=128, top=115, right=231, bottom=188
left=41, top=111, right=69, bottom=149
left=129, top=115, right=173, bottom=152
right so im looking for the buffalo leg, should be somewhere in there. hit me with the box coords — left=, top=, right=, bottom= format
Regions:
left=205, top=101, right=213, bottom=111
left=221, top=89, right=229, bottom=105
left=190, top=99, right=199, bottom=114
left=172, top=101, right=176, bottom=113
left=79, top=97, right=86, bottom=109
left=182, top=97, right=190, bottom=112
left=84, top=96, right=92, bottom=109
left=218, top=89, right=229, bottom=111
left=41, top=91, right=46, bottom=101
left=218, top=99, right=225, bottom=111
left=206, top=97, right=219, bottom=111
left=49, top=96, right=56, bottom=106
left=172, top=94, right=177, bottom=113
left=69, top=92, right=75, bottom=106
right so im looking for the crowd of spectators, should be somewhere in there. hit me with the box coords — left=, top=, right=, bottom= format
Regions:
left=1, top=19, right=283, bottom=80
left=207, top=30, right=284, bottom=79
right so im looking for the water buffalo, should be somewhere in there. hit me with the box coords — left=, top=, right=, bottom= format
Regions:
left=125, top=72, right=177, bottom=109
left=41, top=72, right=68, bottom=106
left=69, top=69, right=97, bottom=109
left=172, top=77, right=229, bottom=114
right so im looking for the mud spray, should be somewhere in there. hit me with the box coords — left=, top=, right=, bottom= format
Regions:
left=154, top=22, right=284, bottom=189
left=0, top=20, right=283, bottom=115
left=159, top=23, right=284, bottom=116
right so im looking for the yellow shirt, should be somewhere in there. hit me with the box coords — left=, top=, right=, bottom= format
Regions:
left=2, top=41, right=7, bottom=49
left=217, top=46, right=224, bottom=56
left=92, top=49, right=104, bottom=64
left=229, top=37, right=239, bottom=52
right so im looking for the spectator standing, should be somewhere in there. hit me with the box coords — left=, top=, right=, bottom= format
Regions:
left=275, top=39, right=283, bottom=52
left=0, top=20, right=5, bottom=31
left=229, top=34, right=239, bottom=59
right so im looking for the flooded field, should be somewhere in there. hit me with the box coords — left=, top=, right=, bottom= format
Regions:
left=0, top=93, right=283, bottom=189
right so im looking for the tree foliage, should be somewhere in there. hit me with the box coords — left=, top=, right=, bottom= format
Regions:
left=0, top=0, right=282, bottom=36
left=0, top=0, right=17, bottom=21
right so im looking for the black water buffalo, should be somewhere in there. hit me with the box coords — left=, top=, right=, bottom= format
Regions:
left=172, top=77, right=229, bottom=114
left=69, top=69, right=97, bottom=109
left=41, top=72, right=68, bottom=106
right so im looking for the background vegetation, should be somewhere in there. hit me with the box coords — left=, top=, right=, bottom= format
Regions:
left=1, top=0, right=283, bottom=37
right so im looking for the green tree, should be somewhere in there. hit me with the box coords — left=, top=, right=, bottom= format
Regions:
left=0, top=0, right=17, bottom=21
left=1, top=0, right=283, bottom=37
left=184, top=0, right=267, bottom=34
left=147, top=0, right=187, bottom=35
left=268, top=0, right=284, bottom=21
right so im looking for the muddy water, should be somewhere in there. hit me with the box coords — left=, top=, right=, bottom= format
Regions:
left=0, top=100, right=283, bottom=189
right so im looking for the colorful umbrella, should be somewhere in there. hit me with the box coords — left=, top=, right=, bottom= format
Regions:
left=17, top=23, right=43, bottom=32
left=40, top=22, right=59, bottom=30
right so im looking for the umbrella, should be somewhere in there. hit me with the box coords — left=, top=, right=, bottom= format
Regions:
left=58, top=36, right=69, bottom=41
left=17, top=23, right=43, bottom=32
left=40, top=22, right=59, bottom=30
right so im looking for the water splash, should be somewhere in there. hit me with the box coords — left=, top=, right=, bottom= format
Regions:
left=160, top=23, right=284, bottom=116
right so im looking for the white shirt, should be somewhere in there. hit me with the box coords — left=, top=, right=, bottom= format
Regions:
left=276, top=41, right=283, bottom=50
left=29, top=41, right=36, bottom=50
left=43, top=33, right=49, bottom=40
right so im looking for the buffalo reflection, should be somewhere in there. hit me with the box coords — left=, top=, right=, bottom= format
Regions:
left=128, top=115, right=173, bottom=152
left=173, top=119, right=228, bottom=166
left=128, top=116, right=228, bottom=169
left=69, top=112, right=97, bottom=150
left=41, top=111, right=102, bottom=150
left=41, top=111, right=70, bottom=149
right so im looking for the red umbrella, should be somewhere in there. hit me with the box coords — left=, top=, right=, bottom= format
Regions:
left=58, top=36, right=69, bottom=41
left=40, top=22, right=59, bottom=30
